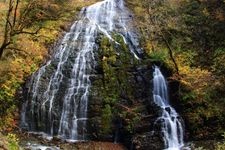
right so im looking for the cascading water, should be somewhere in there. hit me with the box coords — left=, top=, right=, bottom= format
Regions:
left=20, top=0, right=142, bottom=141
left=153, top=66, right=184, bottom=150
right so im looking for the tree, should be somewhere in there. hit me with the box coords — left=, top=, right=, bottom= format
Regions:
left=0, top=0, right=77, bottom=59
left=181, top=0, right=225, bottom=67
left=0, top=0, right=17, bottom=57
left=0, top=0, right=41, bottom=58
left=144, top=0, right=181, bottom=74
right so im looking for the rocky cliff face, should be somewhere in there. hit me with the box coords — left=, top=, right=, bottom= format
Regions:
left=87, top=34, right=165, bottom=149
left=22, top=32, right=168, bottom=149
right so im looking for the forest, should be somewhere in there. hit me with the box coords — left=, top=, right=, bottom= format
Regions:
left=0, top=0, right=225, bottom=150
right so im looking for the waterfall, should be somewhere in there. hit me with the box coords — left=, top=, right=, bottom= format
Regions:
left=153, top=66, right=184, bottom=150
left=20, top=0, right=142, bottom=141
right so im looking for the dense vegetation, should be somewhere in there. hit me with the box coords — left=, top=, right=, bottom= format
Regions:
left=90, top=34, right=142, bottom=136
left=126, top=0, right=225, bottom=141
left=0, top=0, right=225, bottom=149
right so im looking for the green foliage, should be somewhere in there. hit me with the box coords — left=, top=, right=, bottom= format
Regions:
left=124, top=113, right=140, bottom=134
left=195, top=147, right=206, bottom=150
left=101, top=104, right=113, bottom=134
left=181, top=0, right=225, bottom=67
left=215, top=132, right=225, bottom=150
left=128, top=0, right=225, bottom=140
left=148, top=49, right=168, bottom=62
left=94, top=33, right=139, bottom=134
left=212, top=48, right=225, bottom=76
left=180, top=91, right=196, bottom=103
left=6, top=133, right=19, bottom=150
left=216, top=143, right=225, bottom=150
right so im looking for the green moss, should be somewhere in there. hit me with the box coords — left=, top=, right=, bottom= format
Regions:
left=101, top=104, right=113, bottom=134
left=93, top=33, right=140, bottom=134
left=122, top=111, right=141, bottom=133
left=148, top=49, right=168, bottom=63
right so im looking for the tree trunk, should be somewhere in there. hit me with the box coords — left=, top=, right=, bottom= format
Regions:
left=0, top=42, right=10, bottom=58
left=160, top=32, right=179, bottom=75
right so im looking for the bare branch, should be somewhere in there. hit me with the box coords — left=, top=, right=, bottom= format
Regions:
left=13, top=0, right=20, bottom=27
left=12, top=27, right=42, bottom=36
left=6, top=17, right=13, bottom=31
left=160, top=30, right=179, bottom=75
left=4, top=0, right=13, bottom=39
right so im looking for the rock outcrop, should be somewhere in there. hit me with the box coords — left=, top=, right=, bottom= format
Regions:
left=87, top=35, right=165, bottom=149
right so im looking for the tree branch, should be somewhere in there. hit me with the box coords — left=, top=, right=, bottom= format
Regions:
left=146, top=1, right=179, bottom=75
left=0, top=42, right=11, bottom=58
left=160, top=30, right=179, bottom=75
left=12, top=27, right=42, bottom=36
left=4, top=0, right=13, bottom=39
left=13, top=0, right=19, bottom=27
left=18, top=0, right=36, bottom=30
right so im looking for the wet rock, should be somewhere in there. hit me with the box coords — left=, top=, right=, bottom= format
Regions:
left=132, top=132, right=164, bottom=150
left=165, top=106, right=171, bottom=114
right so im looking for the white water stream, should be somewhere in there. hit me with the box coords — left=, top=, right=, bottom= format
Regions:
left=153, top=66, right=184, bottom=150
